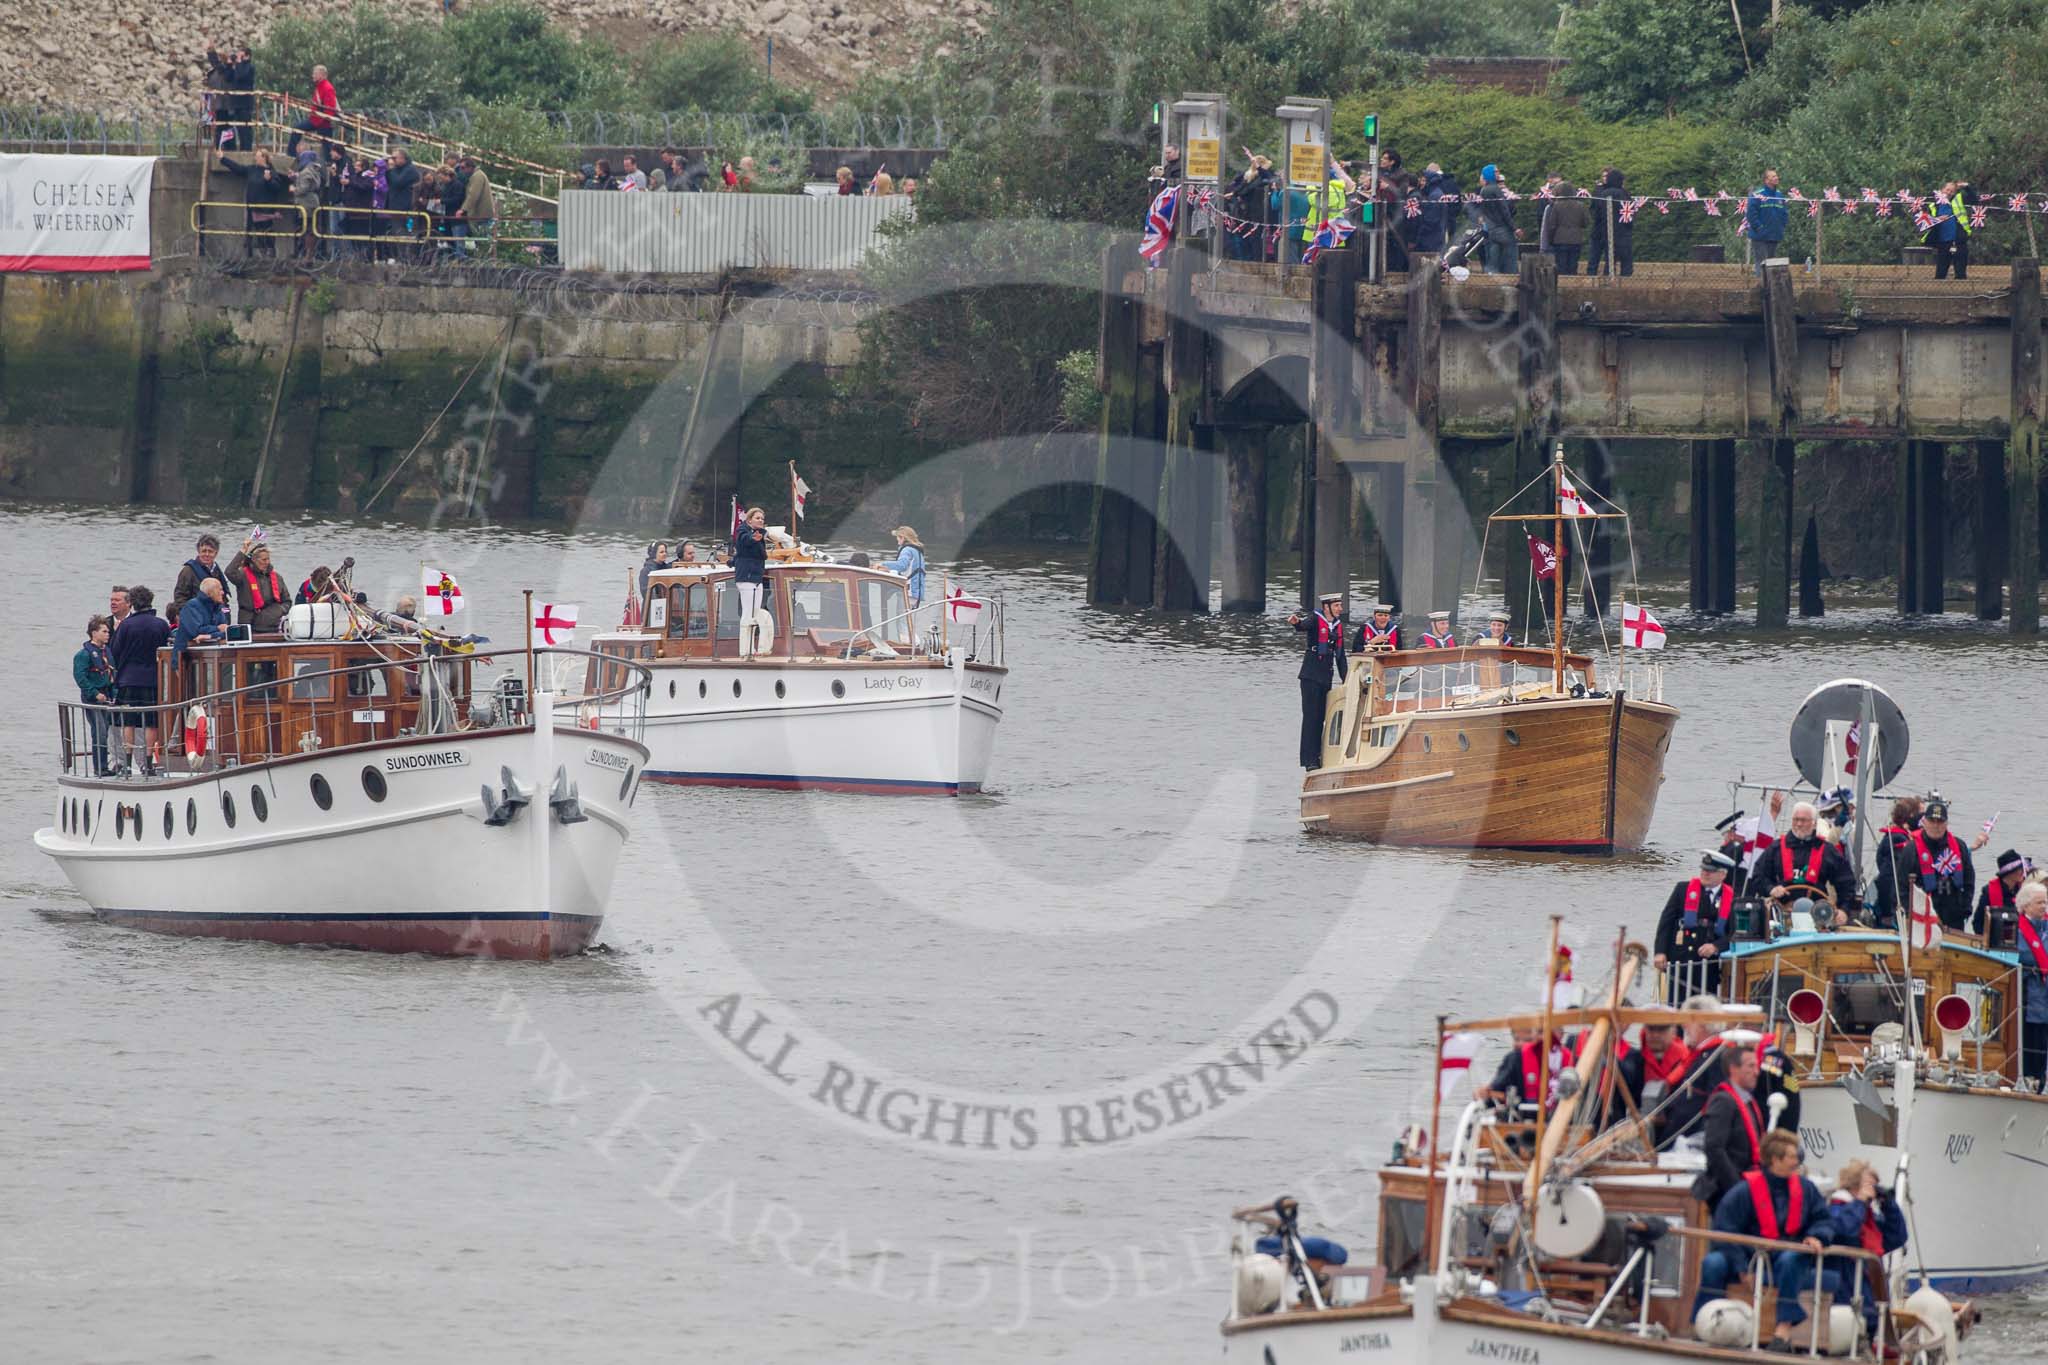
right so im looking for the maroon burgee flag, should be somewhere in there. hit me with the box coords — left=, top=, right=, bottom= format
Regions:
left=1528, top=534, right=1560, bottom=581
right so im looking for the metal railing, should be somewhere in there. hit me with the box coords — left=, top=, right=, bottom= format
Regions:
left=58, top=646, right=647, bottom=783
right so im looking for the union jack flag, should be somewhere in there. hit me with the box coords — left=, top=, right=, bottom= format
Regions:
left=1405, top=197, right=1422, bottom=219
left=1301, top=214, right=1354, bottom=264
left=1876, top=200, right=1892, bottom=218
left=1934, top=843, right=1963, bottom=878
left=1139, top=183, right=1179, bottom=268
left=1808, top=201, right=1822, bottom=218
left=1703, top=199, right=1722, bottom=217
left=1972, top=205, right=1989, bottom=229
left=1913, top=208, right=1934, bottom=232
left=1619, top=197, right=1643, bottom=223
left=2012, top=194, right=2032, bottom=212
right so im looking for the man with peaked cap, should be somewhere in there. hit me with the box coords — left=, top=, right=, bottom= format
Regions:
left=1909, top=794, right=1977, bottom=931
left=1355, top=602, right=1401, bottom=652
left=1420, top=609, right=1456, bottom=649
left=1288, top=591, right=1347, bottom=770
left=1973, top=848, right=2029, bottom=935
left=1714, top=811, right=1749, bottom=870
left=1816, top=785, right=1853, bottom=846
left=1480, top=608, right=1514, bottom=646
left=1655, top=850, right=1740, bottom=998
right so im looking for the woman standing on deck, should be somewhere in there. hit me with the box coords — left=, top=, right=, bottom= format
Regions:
left=732, top=507, right=770, bottom=652
left=884, top=526, right=927, bottom=607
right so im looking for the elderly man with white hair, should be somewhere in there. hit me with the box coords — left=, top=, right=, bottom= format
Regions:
left=1745, top=798, right=1857, bottom=923
left=2018, top=881, right=2048, bottom=1085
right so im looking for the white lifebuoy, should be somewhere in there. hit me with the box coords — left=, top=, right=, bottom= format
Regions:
left=739, top=608, right=776, bottom=657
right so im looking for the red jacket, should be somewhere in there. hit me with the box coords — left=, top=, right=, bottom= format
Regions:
left=310, top=78, right=339, bottom=129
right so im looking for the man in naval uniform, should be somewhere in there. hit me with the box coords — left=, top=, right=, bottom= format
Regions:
left=1355, top=602, right=1400, bottom=652
left=1479, top=609, right=1514, bottom=646
left=1654, top=850, right=1739, bottom=999
left=1419, top=609, right=1456, bottom=648
left=1288, top=591, right=1347, bottom=770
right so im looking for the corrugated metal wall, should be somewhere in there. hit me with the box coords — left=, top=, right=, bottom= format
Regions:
left=560, top=190, right=914, bottom=273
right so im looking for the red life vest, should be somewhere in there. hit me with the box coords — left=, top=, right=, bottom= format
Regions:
left=242, top=562, right=285, bottom=610
left=1911, top=829, right=1964, bottom=888
left=1743, top=1168, right=1803, bottom=1241
left=1682, top=877, right=1735, bottom=929
left=1422, top=631, right=1455, bottom=649
left=2018, top=913, right=2048, bottom=975
left=1641, top=1039, right=1694, bottom=1088
left=1715, top=1081, right=1765, bottom=1168
left=1780, top=839, right=1826, bottom=888
left=1987, top=877, right=2012, bottom=909
left=1518, top=1038, right=1575, bottom=1098
left=1313, top=611, right=1340, bottom=646
left=1360, top=621, right=1398, bottom=649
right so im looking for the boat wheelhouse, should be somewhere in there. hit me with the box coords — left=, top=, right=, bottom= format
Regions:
left=590, top=552, right=1005, bottom=795
left=37, top=603, right=650, bottom=959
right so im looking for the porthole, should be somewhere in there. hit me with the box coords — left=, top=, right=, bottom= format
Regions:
left=130, top=804, right=143, bottom=841
left=80, top=804, right=89, bottom=837
left=668, top=680, right=676, bottom=699
left=362, top=765, right=388, bottom=802
left=163, top=804, right=174, bottom=839
left=1421, top=733, right=1432, bottom=753
left=65, top=799, right=75, bottom=832
left=619, top=767, right=635, bottom=801
left=186, top=798, right=198, bottom=835
left=698, top=680, right=707, bottom=698
left=310, top=773, right=333, bottom=811
left=251, top=785, right=269, bottom=822
left=732, top=680, right=742, bottom=698
left=1505, top=728, right=1521, bottom=747
left=222, top=791, right=236, bottom=828
left=995, top=684, right=1002, bottom=702
left=1457, top=732, right=1471, bottom=752
left=115, top=805, right=126, bottom=838
left=774, top=680, right=786, bottom=699
left=831, top=680, right=845, bottom=699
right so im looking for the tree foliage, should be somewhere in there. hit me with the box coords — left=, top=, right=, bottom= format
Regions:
left=1377, top=0, right=1563, bottom=57
left=1556, top=0, right=1746, bottom=120
left=253, top=4, right=457, bottom=114
left=634, top=31, right=814, bottom=115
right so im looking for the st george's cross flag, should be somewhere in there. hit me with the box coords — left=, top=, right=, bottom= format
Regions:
left=532, top=603, right=579, bottom=646
left=946, top=585, right=985, bottom=625
left=1439, top=1031, right=1484, bottom=1101
left=421, top=567, right=465, bottom=615
left=1558, top=471, right=1594, bottom=517
left=790, top=461, right=812, bottom=520
left=1621, top=601, right=1667, bottom=649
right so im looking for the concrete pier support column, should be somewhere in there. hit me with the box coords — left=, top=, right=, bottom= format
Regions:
left=2012, top=258, right=2043, bottom=635
left=1371, top=463, right=1403, bottom=612
left=1756, top=260, right=1800, bottom=629
left=1088, top=242, right=1161, bottom=607
left=1154, top=244, right=1211, bottom=612
left=1977, top=440, right=2008, bottom=621
left=1218, top=425, right=1269, bottom=612
left=1313, top=444, right=1351, bottom=611
left=1689, top=439, right=1737, bottom=614
left=1899, top=441, right=1947, bottom=615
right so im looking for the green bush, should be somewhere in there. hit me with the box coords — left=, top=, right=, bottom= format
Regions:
left=1556, top=0, right=1746, bottom=121
left=252, top=3, right=458, bottom=114
left=1057, top=350, right=1104, bottom=429
left=445, top=1, right=620, bottom=110
left=634, top=31, right=814, bottom=115
left=1332, top=84, right=1736, bottom=261
left=1378, top=0, right=1561, bottom=57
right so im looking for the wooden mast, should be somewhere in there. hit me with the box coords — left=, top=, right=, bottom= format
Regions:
left=1526, top=939, right=1646, bottom=1203
left=1551, top=443, right=1567, bottom=693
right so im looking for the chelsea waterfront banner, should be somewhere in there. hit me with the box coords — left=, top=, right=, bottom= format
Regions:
left=0, top=154, right=154, bottom=272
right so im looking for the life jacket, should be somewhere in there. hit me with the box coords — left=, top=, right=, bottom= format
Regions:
left=1312, top=610, right=1342, bottom=655
left=1988, top=876, right=2012, bottom=910
left=1779, top=839, right=1826, bottom=890
left=1422, top=630, right=1455, bottom=649
left=2017, top=913, right=2048, bottom=976
left=1641, top=1039, right=1694, bottom=1089
left=1743, top=1168, right=1803, bottom=1242
left=1715, top=1081, right=1766, bottom=1168
left=1359, top=621, right=1399, bottom=650
left=1911, top=829, right=1965, bottom=890
left=1681, top=877, right=1736, bottom=930
left=1518, top=1038, right=1575, bottom=1099
left=242, top=562, right=285, bottom=610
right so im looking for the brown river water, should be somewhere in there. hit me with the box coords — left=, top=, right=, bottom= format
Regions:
left=3, top=498, right=2045, bottom=1361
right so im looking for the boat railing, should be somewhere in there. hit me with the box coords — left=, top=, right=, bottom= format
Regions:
left=56, top=646, right=649, bottom=782
left=1619, top=659, right=1666, bottom=704
left=1661, top=1224, right=1882, bottom=1357
left=1372, top=654, right=1578, bottom=717
left=864, top=578, right=1004, bottom=667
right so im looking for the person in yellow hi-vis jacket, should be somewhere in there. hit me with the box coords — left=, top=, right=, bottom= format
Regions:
left=1301, top=154, right=1356, bottom=243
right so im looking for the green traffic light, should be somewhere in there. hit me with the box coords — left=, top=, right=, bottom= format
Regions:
left=1363, top=114, right=1379, bottom=140
left=1358, top=202, right=1374, bottom=225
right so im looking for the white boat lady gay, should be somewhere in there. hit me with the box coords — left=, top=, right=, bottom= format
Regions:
left=588, top=545, right=1006, bottom=795
left=36, top=595, right=651, bottom=959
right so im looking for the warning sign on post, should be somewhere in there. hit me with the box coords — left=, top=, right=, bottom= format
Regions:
left=1288, top=141, right=1326, bottom=188
left=1183, top=138, right=1221, bottom=183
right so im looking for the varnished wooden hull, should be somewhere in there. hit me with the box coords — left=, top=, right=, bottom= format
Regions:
left=1299, top=695, right=1677, bottom=852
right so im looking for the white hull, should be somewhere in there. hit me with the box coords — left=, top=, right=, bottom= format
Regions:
left=35, top=726, right=647, bottom=958
left=1798, top=1079, right=2048, bottom=1290
left=637, top=654, right=1004, bottom=795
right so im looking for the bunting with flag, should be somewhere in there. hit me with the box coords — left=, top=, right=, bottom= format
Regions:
left=1139, top=183, right=1179, bottom=267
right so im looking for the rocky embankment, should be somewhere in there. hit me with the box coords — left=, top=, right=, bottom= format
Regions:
left=7, top=0, right=983, bottom=122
